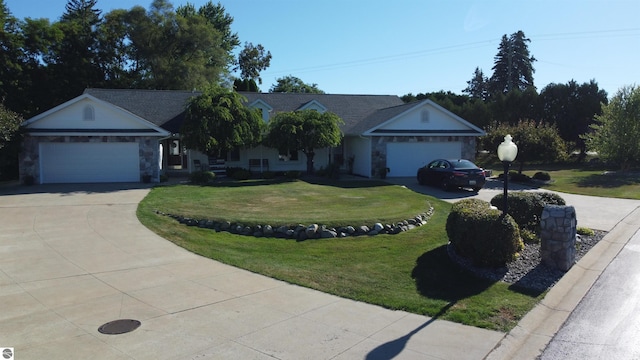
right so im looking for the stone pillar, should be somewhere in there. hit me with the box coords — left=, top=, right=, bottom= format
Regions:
left=540, top=205, right=577, bottom=271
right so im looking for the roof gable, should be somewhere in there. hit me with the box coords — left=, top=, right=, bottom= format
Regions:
left=362, top=100, right=485, bottom=136
left=299, top=100, right=327, bottom=112
left=238, top=92, right=404, bottom=134
left=23, top=94, right=170, bottom=136
left=83, top=88, right=198, bottom=133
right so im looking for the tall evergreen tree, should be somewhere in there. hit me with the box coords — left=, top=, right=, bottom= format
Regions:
left=48, top=0, right=104, bottom=103
left=463, top=67, right=489, bottom=101
left=489, top=31, right=536, bottom=95
left=0, top=0, right=23, bottom=110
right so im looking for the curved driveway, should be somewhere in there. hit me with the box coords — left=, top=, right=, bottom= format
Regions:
left=387, top=177, right=640, bottom=232
left=0, top=183, right=501, bottom=360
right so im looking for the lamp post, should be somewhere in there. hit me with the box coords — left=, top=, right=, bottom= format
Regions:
left=497, top=134, right=518, bottom=215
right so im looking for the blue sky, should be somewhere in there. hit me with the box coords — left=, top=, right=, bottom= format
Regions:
left=5, top=0, right=639, bottom=98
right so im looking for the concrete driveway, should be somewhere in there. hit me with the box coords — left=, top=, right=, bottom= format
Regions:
left=387, top=177, right=640, bottom=232
left=0, top=183, right=502, bottom=360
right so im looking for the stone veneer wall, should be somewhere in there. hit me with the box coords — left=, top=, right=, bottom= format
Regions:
left=370, top=136, right=477, bottom=177
left=540, top=205, right=577, bottom=271
left=19, top=135, right=160, bottom=183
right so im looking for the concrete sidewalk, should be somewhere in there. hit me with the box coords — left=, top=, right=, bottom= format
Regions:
left=0, top=184, right=502, bottom=360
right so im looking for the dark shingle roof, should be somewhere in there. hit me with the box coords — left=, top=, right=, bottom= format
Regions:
left=238, top=92, right=404, bottom=134
left=84, top=88, right=200, bottom=133
left=83, top=89, right=405, bottom=135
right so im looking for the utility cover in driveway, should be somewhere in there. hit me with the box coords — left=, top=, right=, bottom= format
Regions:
left=98, top=319, right=141, bottom=335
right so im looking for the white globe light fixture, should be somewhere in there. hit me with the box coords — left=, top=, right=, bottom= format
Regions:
left=497, top=135, right=518, bottom=215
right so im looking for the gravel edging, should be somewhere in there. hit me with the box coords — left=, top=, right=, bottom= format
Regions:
left=448, top=230, right=607, bottom=293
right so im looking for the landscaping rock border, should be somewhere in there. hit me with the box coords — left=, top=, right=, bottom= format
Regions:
left=156, top=206, right=434, bottom=240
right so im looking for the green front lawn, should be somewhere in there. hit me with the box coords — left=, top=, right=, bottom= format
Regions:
left=138, top=179, right=542, bottom=333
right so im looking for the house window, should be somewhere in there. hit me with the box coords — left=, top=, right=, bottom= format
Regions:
left=421, top=110, right=429, bottom=123
left=279, top=149, right=298, bottom=161
left=83, top=105, right=95, bottom=121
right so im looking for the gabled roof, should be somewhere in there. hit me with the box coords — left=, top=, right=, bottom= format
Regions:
left=83, top=88, right=198, bottom=133
left=362, top=99, right=485, bottom=136
left=78, top=89, right=482, bottom=137
left=23, top=93, right=170, bottom=137
left=238, top=92, right=404, bottom=135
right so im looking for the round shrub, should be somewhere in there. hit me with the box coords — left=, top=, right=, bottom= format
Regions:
left=285, top=170, right=301, bottom=179
left=509, top=171, right=531, bottom=183
left=491, top=191, right=566, bottom=231
left=490, top=192, right=545, bottom=231
left=446, top=199, right=523, bottom=267
left=231, top=169, right=251, bottom=180
left=537, top=191, right=566, bottom=206
left=533, top=171, right=551, bottom=181
left=189, top=171, right=215, bottom=184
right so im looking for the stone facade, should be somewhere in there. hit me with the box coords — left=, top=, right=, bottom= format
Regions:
left=370, top=136, right=477, bottom=177
left=19, top=135, right=160, bottom=183
left=540, top=205, right=577, bottom=271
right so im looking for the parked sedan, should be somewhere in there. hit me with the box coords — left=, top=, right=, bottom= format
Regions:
left=417, top=159, right=486, bottom=192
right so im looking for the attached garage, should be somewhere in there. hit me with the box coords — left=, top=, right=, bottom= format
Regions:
left=19, top=94, right=170, bottom=184
left=40, top=142, right=140, bottom=183
left=386, top=141, right=461, bottom=177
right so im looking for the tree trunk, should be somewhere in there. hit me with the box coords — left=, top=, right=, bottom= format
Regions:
left=305, top=150, right=315, bottom=174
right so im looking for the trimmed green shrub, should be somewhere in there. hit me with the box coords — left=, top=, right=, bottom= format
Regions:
left=189, top=171, right=216, bottom=184
left=231, top=169, right=252, bottom=180
left=491, top=192, right=544, bottom=231
left=533, top=171, right=551, bottom=181
left=537, top=192, right=566, bottom=206
left=490, top=192, right=566, bottom=232
left=261, top=171, right=276, bottom=179
left=285, top=170, right=301, bottom=179
left=577, top=227, right=595, bottom=236
left=446, top=199, right=523, bottom=267
left=509, top=171, right=531, bottom=183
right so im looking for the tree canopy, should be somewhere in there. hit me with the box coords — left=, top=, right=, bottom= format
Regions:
left=585, top=85, right=640, bottom=170
left=269, top=75, right=325, bottom=94
left=482, top=120, right=566, bottom=173
left=0, top=103, right=23, bottom=180
left=263, top=110, right=343, bottom=174
left=489, top=31, right=536, bottom=95
left=181, top=86, right=264, bottom=157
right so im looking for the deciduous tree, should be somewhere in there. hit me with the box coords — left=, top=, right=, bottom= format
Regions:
left=264, top=110, right=343, bottom=174
left=269, top=75, right=324, bottom=94
left=539, top=80, right=608, bottom=159
left=0, top=103, right=23, bottom=179
left=181, top=86, right=264, bottom=157
left=585, top=85, right=640, bottom=170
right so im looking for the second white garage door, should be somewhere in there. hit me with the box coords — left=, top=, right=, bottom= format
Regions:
left=40, top=142, right=140, bottom=183
left=386, top=142, right=461, bottom=177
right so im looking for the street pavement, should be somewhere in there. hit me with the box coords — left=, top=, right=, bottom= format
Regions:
left=1, top=179, right=639, bottom=359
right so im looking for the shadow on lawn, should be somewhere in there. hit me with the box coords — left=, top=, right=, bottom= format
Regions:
left=411, top=245, right=495, bottom=301
left=575, top=172, right=640, bottom=188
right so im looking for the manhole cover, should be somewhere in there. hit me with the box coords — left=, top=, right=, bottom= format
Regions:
left=98, top=319, right=141, bottom=335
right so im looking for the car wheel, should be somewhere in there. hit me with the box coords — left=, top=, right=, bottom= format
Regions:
left=417, top=172, right=426, bottom=185
left=441, top=178, right=450, bottom=191
left=472, top=187, right=481, bottom=192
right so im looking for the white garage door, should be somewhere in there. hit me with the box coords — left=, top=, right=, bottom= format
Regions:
left=387, top=142, right=461, bottom=177
left=40, top=142, right=140, bottom=183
